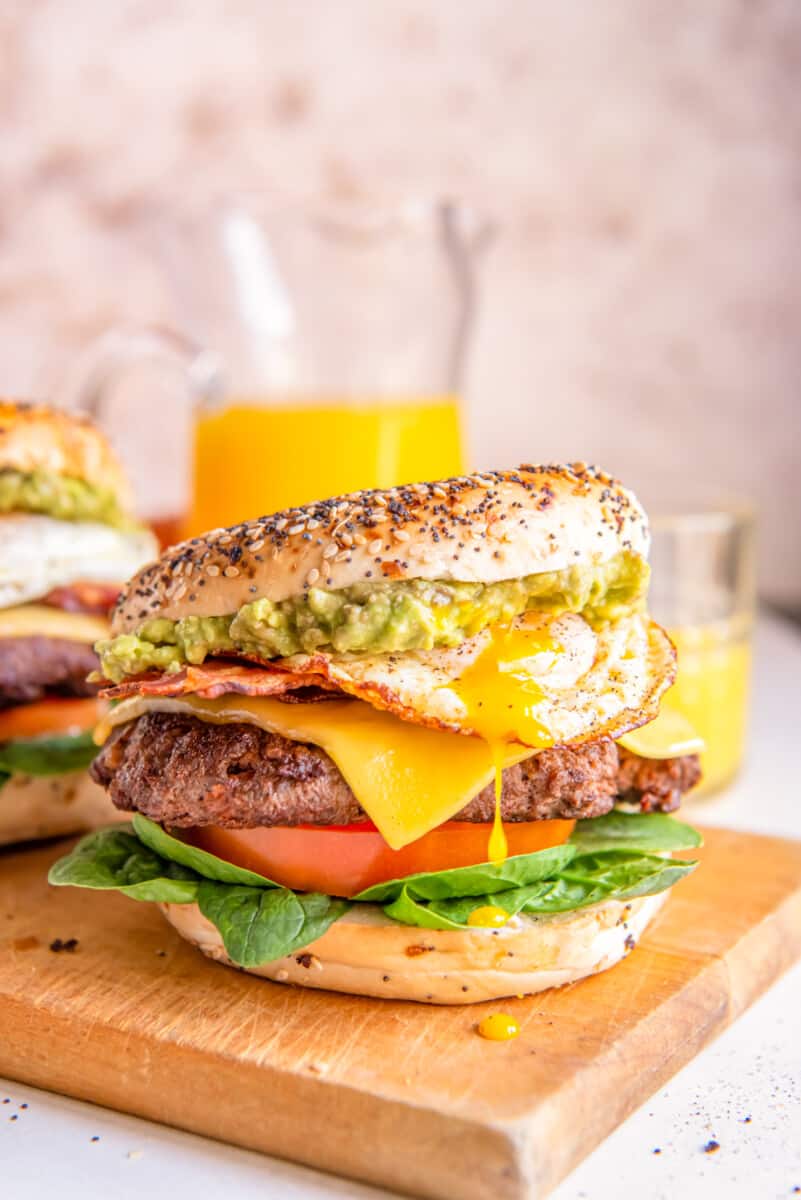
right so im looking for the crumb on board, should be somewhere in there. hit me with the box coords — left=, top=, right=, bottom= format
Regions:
left=49, top=937, right=79, bottom=953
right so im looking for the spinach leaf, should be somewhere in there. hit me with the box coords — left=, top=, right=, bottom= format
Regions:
left=523, top=852, right=697, bottom=910
left=48, top=825, right=200, bottom=904
left=422, top=876, right=600, bottom=925
left=355, top=842, right=576, bottom=903
left=133, top=815, right=278, bottom=887
left=357, top=812, right=700, bottom=905
left=561, top=851, right=699, bottom=902
left=0, top=769, right=10, bottom=792
left=47, top=810, right=702, bottom=953
left=197, top=882, right=349, bottom=968
left=570, top=810, right=702, bottom=854
left=384, top=875, right=572, bottom=930
left=0, top=732, right=98, bottom=777
left=48, top=824, right=349, bottom=965
left=386, top=850, right=698, bottom=930
left=384, top=887, right=467, bottom=931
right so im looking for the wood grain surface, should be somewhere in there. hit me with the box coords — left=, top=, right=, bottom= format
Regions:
left=1, top=826, right=800, bottom=1200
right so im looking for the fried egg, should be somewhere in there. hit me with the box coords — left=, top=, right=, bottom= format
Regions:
left=282, top=611, right=676, bottom=750
left=0, top=514, right=158, bottom=609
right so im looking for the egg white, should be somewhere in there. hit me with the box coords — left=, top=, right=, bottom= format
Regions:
left=0, top=514, right=158, bottom=609
left=284, top=611, right=676, bottom=749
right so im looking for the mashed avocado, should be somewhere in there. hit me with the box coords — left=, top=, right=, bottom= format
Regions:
left=97, top=551, right=649, bottom=682
left=0, top=468, right=132, bottom=528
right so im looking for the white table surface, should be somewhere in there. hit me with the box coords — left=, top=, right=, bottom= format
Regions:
left=3, top=613, right=801, bottom=1200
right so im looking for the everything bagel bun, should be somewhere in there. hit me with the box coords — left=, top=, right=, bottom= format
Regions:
left=112, top=463, right=649, bottom=631
left=0, top=771, right=123, bottom=848
left=0, top=400, right=134, bottom=511
left=161, top=889, right=668, bottom=1005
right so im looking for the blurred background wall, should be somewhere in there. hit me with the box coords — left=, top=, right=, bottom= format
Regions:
left=0, top=0, right=799, bottom=604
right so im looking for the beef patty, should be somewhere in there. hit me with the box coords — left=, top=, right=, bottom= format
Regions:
left=0, top=636, right=100, bottom=705
left=92, top=711, right=701, bottom=828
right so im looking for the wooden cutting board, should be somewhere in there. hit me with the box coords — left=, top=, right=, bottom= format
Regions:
left=1, top=826, right=800, bottom=1200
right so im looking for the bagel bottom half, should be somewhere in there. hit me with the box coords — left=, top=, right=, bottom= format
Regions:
left=0, top=771, right=122, bottom=847
left=161, top=889, right=668, bottom=1005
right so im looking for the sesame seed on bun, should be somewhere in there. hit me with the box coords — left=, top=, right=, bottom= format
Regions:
left=111, top=464, right=650, bottom=632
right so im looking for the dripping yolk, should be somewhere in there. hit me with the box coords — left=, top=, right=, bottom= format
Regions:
left=467, top=905, right=510, bottom=928
left=451, top=622, right=562, bottom=749
left=477, top=1013, right=521, bottom=1041
left=450, top=622, right=564, bottom=865
left=488, top=745, right=508, bottom=864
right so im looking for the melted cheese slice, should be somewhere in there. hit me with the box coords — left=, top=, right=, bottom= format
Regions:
left=98, top=694, right=535, bottom=850
left=618, top=705, right=704, bottom=759
left=0, top=604, right=108, bottom=643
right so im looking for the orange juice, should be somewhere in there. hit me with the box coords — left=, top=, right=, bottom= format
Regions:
left=666, top=622, right=752, bottom=797
left=188, top=398, right=464, bottom=536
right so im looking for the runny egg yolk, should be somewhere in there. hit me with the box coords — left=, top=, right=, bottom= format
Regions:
left=477, top=1013, right=521, bottom=1041
left=467, top=905, right=510, bottom=928
left=450, top=622, right=564, bottom=866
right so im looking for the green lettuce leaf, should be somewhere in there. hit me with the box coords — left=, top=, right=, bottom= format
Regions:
left=133, top=814, right=278, bottom=887
left=391, top=850, right=698, bottom=930
left=197, top=883, right=349, bottom=968
left=356, top=812, right=699, bottom=905
left=355, top=842, right=577, bottom=903
left=383, top=874, right=576, bottom=930
left=48, top=824, right=349, bottom=967
left=0, top=732, right=98, bottom=777
left=48, top=809, right=702, bottom=956
left=559, top=849, right=698, bottom=899
left=570, top=810, right=702, bottom=854
left=48, top=824, right=201, bottom=904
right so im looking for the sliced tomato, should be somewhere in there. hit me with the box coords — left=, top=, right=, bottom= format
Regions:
left=183, top=818, right=576, bottom=898
left=0, top=697, right=103, bottom=741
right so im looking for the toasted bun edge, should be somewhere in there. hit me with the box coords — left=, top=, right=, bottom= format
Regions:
left=160, top=889, right=668, bottom=1005
left=0, top=771, right=126, bottom=847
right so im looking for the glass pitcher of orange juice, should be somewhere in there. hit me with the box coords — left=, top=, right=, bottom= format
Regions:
left=68, top=197, right=489, bottom=539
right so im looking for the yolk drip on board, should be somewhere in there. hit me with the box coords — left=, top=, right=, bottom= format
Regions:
left=450, top=622, right=563, bottom=865
left=477, top=1013, right=521, bottom=1041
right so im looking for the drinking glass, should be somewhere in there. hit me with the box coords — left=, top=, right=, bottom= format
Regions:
left=648, top=501, right=756, bottom=797
left=66, top=197, right=490, bottom=539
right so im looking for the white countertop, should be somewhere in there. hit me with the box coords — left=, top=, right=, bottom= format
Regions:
left=4, top=613, right=801, bottom=1199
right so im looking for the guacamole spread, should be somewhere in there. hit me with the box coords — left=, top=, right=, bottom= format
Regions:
left=97, top=551, right=649, bottom=682
left=0, top=468, right=132, bottom=528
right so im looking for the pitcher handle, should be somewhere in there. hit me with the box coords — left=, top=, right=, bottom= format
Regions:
left=62, top=324, right=226, bottom=427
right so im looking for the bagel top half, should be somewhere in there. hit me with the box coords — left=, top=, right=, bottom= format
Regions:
left=112, top=463, right=649, bottom=630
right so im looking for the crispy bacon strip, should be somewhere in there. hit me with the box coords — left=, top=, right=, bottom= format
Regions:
left=100, top=659, right=342, bottom=702
left=44, top=582, right=121, bottom=617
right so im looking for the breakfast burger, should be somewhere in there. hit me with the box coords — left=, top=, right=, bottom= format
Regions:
left=51, top=465, right=702, bottom=1003
left=0, top=401, right=157, bottom=845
